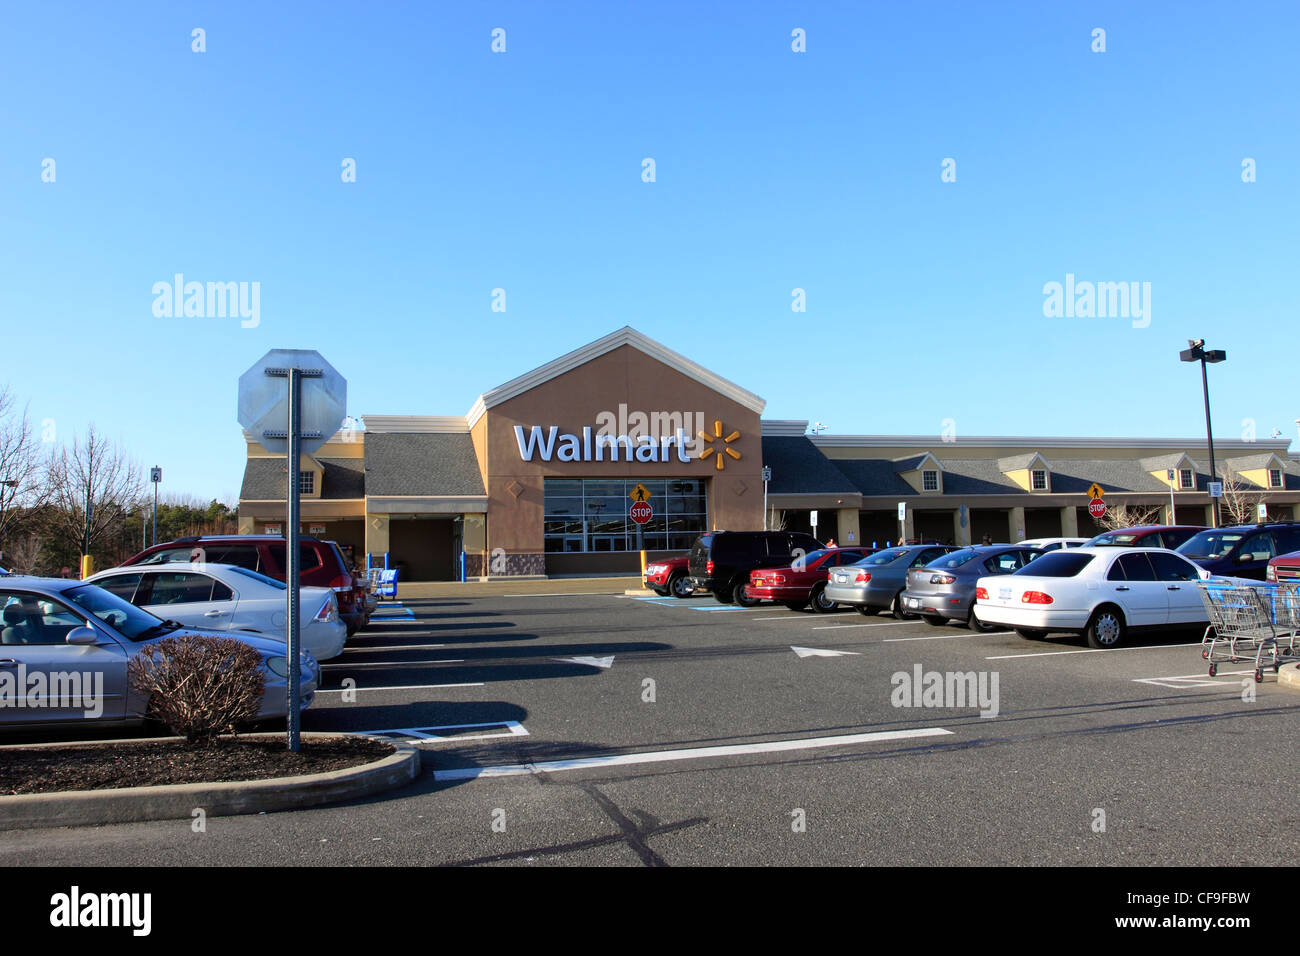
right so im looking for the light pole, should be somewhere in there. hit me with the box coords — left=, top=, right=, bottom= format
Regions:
left=1179, top=339, right=1226, bottom=528
left=150, top=466, right=162, bottom=546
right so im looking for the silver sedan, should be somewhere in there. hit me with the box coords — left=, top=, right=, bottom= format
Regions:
left=823, top=545, right=960, bottom=617
left=0, top=577, right=317, bottom=732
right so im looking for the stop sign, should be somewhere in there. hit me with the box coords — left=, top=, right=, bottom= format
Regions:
left=1088, top=498, right=1107, bottom=519
left=630, top=500, right=653, bottom=524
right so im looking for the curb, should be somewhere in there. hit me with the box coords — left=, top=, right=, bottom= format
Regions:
left=0, top=733, right=420, bottom=832
left=624, top=588, right=658, bottom=597
left=1278, top=662, right=1300, bottom=692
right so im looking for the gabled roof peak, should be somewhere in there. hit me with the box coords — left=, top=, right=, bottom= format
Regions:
left=465, top=327, right=766, bottom=427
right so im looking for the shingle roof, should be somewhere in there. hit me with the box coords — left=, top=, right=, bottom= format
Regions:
left=239, top=457, right=366, bottom=500
left=996, top=453, right=1044, bottom=472
left=363, top=433, right=485, bottom=497
left=760, top=437, right=859, bottom=495
left=1223, top=454, right=1282, bottom=472
left=828, top=458, right=916, bottom=497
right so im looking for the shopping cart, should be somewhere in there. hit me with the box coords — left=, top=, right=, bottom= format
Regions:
left=1198, top=580, right=1299, bottom=682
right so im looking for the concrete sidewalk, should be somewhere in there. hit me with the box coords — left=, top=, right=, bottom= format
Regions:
left=387, top=576, right=642, bottom=599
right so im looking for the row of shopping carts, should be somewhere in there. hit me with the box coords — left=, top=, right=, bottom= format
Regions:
left=1198, top=580, right=1300, bottom=682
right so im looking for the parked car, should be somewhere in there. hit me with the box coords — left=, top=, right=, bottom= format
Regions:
left=119, top=535, right=366, bottom=637
left=1266, top=549, right=1300, bottom=583
left=0, top=578, right=317, bottom=731
left=644, top=556, right=695, bottom=598
left=688, top=531, right=824, bottom=606
left=85, top=563, right=347, bottom=661
left=327, top=541, right=373, bottom=629
left=744, top=548, right=873, bottom=612
left=1018, top=537, right=1089, bottom=552
left=1084, top=525, right=1204, bottom=549
left=901, top=545, right=1045, bottom=631
left=822, top=544, right=961, bottom=618
left=1178, top=522, right=1300, bottom=581
left=973, top=547, right=1210, bottom=648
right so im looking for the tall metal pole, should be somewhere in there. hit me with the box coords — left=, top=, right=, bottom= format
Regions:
left=152, top=478, right=158, bottom=546
left=1201, top=357, right=1219, bottom=529
left=285, top=368, right=303, bottom=752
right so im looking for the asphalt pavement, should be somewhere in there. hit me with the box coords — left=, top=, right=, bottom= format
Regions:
left=3, top=590, right=1297, bottom=866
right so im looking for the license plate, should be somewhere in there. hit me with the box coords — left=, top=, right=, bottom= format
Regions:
left=904, top=597, right=922, bottom=609
left=998, top=588, right=1012, bottom=601
left=753, top=578, right=765, bottom=586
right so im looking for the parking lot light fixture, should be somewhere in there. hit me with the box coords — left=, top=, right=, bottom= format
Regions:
left=1179, top=339, right=1226, bottom=528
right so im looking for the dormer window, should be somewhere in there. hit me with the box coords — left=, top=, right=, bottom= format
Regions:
left=1031, top=470, right=1047, bottom=490
left=1269, top=469, right=1283, bottom=489
left=299, top=471, right=315, bottom=495
left=1179, top=468, right=1194, bottom=490
left=922, top=470, right=939, bottom=491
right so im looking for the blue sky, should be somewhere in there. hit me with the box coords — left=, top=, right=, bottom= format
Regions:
left=1, top=1, right=1296, bottom=502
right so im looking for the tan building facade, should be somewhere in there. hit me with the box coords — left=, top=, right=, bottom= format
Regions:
left=239, top=327, right=1300, bottom=580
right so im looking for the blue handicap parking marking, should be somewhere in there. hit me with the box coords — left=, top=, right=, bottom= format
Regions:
left=371, top=607, right=416, bottom=619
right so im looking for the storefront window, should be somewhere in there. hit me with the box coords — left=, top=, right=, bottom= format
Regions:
left=543, top=478, right=708, bottom=552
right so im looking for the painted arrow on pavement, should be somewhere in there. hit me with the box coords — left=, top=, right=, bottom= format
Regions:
left=791, top=646, right=859, bottom=658
left=554, top=656, right=616, bottom=669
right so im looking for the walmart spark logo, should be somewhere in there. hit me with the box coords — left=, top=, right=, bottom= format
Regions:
left=698, top=420, right=741, bottom=470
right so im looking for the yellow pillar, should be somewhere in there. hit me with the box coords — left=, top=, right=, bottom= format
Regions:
left=837, top=508, right=861, bottom=547
left=80, top=555, right=94, bottom=579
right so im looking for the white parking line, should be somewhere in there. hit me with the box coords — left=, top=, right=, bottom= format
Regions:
left=359, top=720, right=529, bottom=743
left=986, top=642, right=1199, bottom=660
left=500, top=591, right=627, bottom=597
left=811, top=621, right=915, bottom=631
left=321, top=659, right=464, bottom=669
left=884, top=631, right=1010, bottom=642
left=1134, top=670, right=1253, bottom=688
left=433, top=727, right=955, bottom=781
left=315, top=682, right=484, bottom=694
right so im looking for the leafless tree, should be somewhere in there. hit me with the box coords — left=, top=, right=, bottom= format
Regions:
left=1097, top=503, right=1162, bottom=531
left=0, top=386, right=43, bottom=559
left=44, top=425, right=146, bottom=559
left=1218, top=465, right=1264, bottom=527
left=766, top=508, right=787, bottom=531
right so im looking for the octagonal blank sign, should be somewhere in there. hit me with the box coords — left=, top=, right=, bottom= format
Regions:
left=238, top=349, right=347, bottom=456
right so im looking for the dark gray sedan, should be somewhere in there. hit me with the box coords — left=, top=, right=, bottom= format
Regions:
left=900, top=545, right=1045, bottom=631
left=823, top=545, right=960, bottom=617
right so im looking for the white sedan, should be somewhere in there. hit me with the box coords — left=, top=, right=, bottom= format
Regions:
left=85, top=562, right=347, bottom=660
left=974, top=547, right=1211, bottom=648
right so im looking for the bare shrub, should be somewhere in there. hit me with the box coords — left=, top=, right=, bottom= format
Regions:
left=127, top=635, right=266, bottom=746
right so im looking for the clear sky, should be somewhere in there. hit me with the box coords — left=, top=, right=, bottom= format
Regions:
left=2, top=1, right=1296, bottom=502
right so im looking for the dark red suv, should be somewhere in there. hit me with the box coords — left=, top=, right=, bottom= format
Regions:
left=119, top=535, right=366, bottom=636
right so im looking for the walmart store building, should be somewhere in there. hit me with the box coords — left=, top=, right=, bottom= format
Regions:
left=238, top=327, right=1300, bottom=580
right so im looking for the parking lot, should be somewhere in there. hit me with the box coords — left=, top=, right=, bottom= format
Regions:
left=2, top=588, right=1297, bottom=866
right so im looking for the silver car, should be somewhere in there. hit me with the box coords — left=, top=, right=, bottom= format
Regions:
left=900, top=545, right=1045, bottom=631
left=0, top=577, right=317, bottom=731
left=823, top=545, right=959, bottom=617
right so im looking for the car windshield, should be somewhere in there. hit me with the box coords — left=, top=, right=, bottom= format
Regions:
left=1013, top=552, right=1095, bottom=577
left=62, top=584, right=166, bottom=641
left=855, top=549, right=908, bottom=566
left=929, top=548, right=977, bottom=569
left=1177, top=530, right=1244, bottom=559
left=227, top=566, right=287, bottom=590
left=1088, top=531, right=1142, bottom=546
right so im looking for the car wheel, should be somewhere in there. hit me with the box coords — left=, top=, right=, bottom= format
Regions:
left=1015, top=628, right=1047, bottom=640
left=733, top=581, right=759, bottom=607
left=651, top=587, right=669, bottom=597
left=669, top=572, right=693, bottom=599
left=1085, top=605, right=1126, bottom=649
left=967, top=604, right=996, bottom=633
left=891, top=591, right=917, bottom=620
left=923, top=616, right=948, bottom=627
left=712, top=589, right=733, bottom=605
left=809, top=583, right=836, bottom=613
left=784, top=600, right=809, bottom=611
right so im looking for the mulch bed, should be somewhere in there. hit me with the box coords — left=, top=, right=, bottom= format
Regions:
left=0, top=736, right=395, bottom=795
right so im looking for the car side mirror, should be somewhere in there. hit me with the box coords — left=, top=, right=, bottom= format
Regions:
left=1237, top=552, right=1253, bottom=564
left=66, top=626, right=99, bottom=645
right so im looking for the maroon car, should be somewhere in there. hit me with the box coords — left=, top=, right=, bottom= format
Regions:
left=1085, top=525, right=1205, bottom=549
left=118, top=535, right=366, bottom=636
left=644, top=556, right=694, bottom=598
left=744, top=547, right=873, bottom=612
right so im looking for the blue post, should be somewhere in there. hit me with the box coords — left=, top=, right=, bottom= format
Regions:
left=460, top=550, right=466, bottom=582
left=384, top=551, right=390, bottom=570
left=365, top=552, right=372, bottom=573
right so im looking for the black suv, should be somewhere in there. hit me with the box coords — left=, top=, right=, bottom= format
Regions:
left=688, top=531, right=824, bottom=605
left=1177, top=522, right=1300, bottom=580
